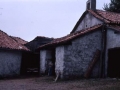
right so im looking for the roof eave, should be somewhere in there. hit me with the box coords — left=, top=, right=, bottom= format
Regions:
left=37, top=24, right=103, bottom=51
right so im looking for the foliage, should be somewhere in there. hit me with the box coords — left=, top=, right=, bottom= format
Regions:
left=103, top=0, right=120, bottom=13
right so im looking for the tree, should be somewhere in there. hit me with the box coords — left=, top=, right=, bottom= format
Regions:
left=103, top=0, right=120, bottom=13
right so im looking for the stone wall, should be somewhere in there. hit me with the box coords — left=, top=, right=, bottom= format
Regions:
left=62, top=30, right=102, bottom=79
left=0, top=50, right=22, bottom=77
left=40, top=50, right=52, bottom=74
left=75, top=13, right=102, bottom=32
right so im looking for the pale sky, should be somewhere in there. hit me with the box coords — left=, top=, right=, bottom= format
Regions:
left=0, top=0, right=110, bottom=41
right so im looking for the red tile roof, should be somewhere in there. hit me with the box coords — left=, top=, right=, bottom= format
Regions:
left=88, top=10, right=120, bottom=24
left=35, top=36, right=54, bottom=40
left=10, top=36, right=28, bottom=44
left=0, top=30, right=30, bottom=51
left=25, top=36, right=54, bottom=51
left=71, top=9, right=120, bottom=33
left=37, top=24, right=102, bottom=50
left=108, top=25, right=120, bottom=31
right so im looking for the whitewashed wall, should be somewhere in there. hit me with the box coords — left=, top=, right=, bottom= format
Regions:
left=75, top=13, right=102, bottom=32
left=55, top=46, right=64, bottom=78
left=40, top=50, right=52, bottom=74
left=0, top=50, right=22, bottom=77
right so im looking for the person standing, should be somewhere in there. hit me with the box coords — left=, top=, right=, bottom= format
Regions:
left=48, top=61, right=53, bottom=76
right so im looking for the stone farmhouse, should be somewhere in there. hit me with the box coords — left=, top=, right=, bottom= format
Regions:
left=1, top=0, right=120, bottom=79
left=37, top=0, right=120, bottom=79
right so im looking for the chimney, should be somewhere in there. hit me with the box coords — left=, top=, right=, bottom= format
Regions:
left=86, top=0, right=96, bottom=10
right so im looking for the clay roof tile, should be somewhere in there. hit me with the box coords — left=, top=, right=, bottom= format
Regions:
left=0, top=30, right=30, bottom=51
left=37, top=24, right=102, bottom=50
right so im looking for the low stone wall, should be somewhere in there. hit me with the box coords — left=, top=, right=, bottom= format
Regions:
left=0, top=50, right=22, bottom=77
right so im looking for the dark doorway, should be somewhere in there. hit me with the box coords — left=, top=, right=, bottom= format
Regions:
left=20, top=52, right=39, bottom=76
left=46, top=49, right=56, bottom=76
left=51, top=49, right=56, bottom=76
left=108, top=48, right=120, bottom=78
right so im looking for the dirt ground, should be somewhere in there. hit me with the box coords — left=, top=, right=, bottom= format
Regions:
left=0, top=76, right=120, bottom=90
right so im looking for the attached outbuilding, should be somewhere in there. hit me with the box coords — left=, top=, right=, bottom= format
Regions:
left=22, top=36, right=54, bottom=75
left=0, top=30, right=29, bottom=78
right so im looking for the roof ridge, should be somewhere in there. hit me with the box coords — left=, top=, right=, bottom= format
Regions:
left=10, top=36, right=18, bottom=43
left=36, top=36, right=49, bottom=38
left=89, top=9, right=120, bottom=24
left=88, top=9, right=110, bottom=23
left=95, top=10, right=112, bottom=23
left=0, top=29, right=9, bottom=36
left=27, top=36, right=54, bottom=42
left=97, top=9, right=120, bottom=14
left=10, top=36, right=28, bottom=44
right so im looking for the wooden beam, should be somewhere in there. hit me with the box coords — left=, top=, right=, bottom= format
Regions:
left=84, top=49, right=100, bottom=78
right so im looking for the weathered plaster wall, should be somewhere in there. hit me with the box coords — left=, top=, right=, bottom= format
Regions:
left=75, top=13, right=102, bottom=32
left=55, top=46, right=64, bottom=78
left=62, top=30, right=102, bottom=79
left=40, top=50, right=52, bottom=74
left=107, top=29, right=120, bottom=48
left=0, top=50, right=22, bottom=77
left=105, top=29, right=120, bottom=76
left=40, top=50, right=46, bottom=74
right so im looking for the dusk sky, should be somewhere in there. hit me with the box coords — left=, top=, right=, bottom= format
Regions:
left=0, top=0, right=110, bottom=41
